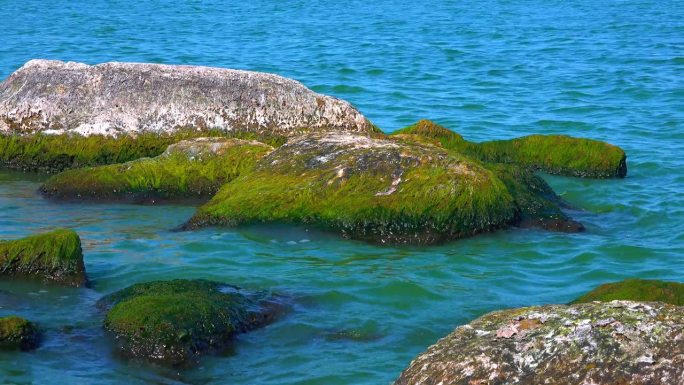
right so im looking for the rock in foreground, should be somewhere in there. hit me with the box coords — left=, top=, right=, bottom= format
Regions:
left=0, top=316, right=40, bottom=351
left=40, top=137, right=273, bottom=202
left=98, top=279, right=280, bottom=366
left=394, top=301, right=684, bottom=385
left=0, top=229, right=86, bottom=286
left=573, top=278, right=684, bottom=305
left=0, top=59, right=373, bottom=137
left=185, top=132, right=519, bottom=244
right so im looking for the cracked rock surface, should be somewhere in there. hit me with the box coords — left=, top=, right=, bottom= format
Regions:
left=394, top=300, right=684, bottom=385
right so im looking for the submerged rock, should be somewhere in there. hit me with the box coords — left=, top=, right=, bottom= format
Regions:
left=184, top=131, right=520, bottom=244
left=0, top=59, right=373, bottom=137
left=97, top=279, right=280, bottom=366
left=394, top=301, right=684, bottom=385
left=573, top=278, right=684, bottom=305
left=0, top=316, right=40, bottom=351
left=393, top=119, right=627, bottom=178
left=0, top=229, right=86, bottom=286
left=40, top=137, right=273, bottom=202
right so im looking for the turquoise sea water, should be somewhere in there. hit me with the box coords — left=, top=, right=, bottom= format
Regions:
left=1, top=0, right=683, bottom=384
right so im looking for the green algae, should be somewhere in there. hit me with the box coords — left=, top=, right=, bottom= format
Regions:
left=0, top=229, right=86, bottom=287
left=0, top=316, right=39, bottom=351
left=185, top=133, right=518, bottom=244
left=98, top=279, right=277, bottom=366
left=487, top=163, right=584, bottom=232
left=40, top=138, right=273, bottom=202
left=572, top=278, right=684, bottom=305
left=391, top=119, right=627, bottom=178
left=0, top=130, right=287, bottom=173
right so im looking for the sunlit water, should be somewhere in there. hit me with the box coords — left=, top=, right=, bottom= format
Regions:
left=1, top=0, right=683, bottom=384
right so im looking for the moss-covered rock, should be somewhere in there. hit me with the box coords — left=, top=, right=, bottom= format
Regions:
left=394, top=301, right=684, bottom=385
left=97, top=279, right=279, bottom=366
left=185, top=132, right=520, bottom=244
left=40, top=138, right=273, bottom=202
left=0, top=316, right=40, bottom=350
left=0, top=229, right=86, bottom=286
left=572, top=278, right=684, bottom=305
left=392, top=119, right=627, bottom=178
left=0, top=130, right=285, bottom=173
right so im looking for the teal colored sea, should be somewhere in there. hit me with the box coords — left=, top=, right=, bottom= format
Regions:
left=1, top=0, right=683, bottom=384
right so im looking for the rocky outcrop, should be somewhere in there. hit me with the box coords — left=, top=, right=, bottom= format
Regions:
left=394, top=301, right=684, bottom=385
left=0, top=59, right=374, bottom=137
left=184, top=131, right=520, bottom=244
left=0, top=316, right=40, bottom=351
left=0, top=229, right=86, bottom=286
left=183, top=130, right=585, bottom=244
left=40, top=137, right=273, bottom=202
left=97, top=279, right=281, bottom=366
left=573, top=278, right=684, bottom=305
left=392, top=119, right=627, bottom=178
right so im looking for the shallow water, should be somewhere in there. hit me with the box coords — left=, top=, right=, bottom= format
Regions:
left=1, top=0, right=683, bottom=384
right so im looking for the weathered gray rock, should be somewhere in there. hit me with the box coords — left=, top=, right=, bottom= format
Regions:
left=394, top=301, right=684, bottom=385
left=0, top=59, right=373, bottom=137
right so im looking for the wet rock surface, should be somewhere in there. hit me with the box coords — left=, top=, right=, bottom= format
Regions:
left=0, top=229, right=86, bottom=287
left=394, top=301, right=684, bottom=385
left=97, top=279, right=281, bottom=366
left=40, top=137, right=273, bottom=202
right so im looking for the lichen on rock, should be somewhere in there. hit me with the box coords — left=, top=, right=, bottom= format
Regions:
left=0, top=229, right=86, bottom=287
left=393, top=119, right=627, bottom=178
left=573, top=278, right=684, bottom=305
left=184, top=131, right=519, bottom=244
left=0, top=316, right=40, bottom=351
left=97, top=279, right=281, bottom=366
left=40, top=137, right=273, bottom=202
left=394, top=301, right=684, bottom=385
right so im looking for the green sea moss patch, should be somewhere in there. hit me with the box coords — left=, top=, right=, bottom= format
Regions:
left=392, top=120, right=627, bottom=178
left=572, top=278, right=684, bottom=305
left=40, top=137, right=273, bottom=203
left=185, top=132, right=519, bottom=244
left=97, top=279, right=280, bottom=366
left=0, top=130, right=286, bottom=173
left=0, top=229, right=86, bottom=287
left=487, top=163, right=584, bottom=232
left=0, top=316, right=40, bottom=351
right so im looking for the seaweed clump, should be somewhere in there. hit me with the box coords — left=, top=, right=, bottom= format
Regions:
left=572, top=278, right=684, bottom=305
left=40, top=137, right=273, bottom=203
left=392, top=119, right=627, bottom=178
left=0, top=316, right=40, bottom=351
left=97, top=279, right=280, bottom=366
left=0, top=229, right=86, bottom=287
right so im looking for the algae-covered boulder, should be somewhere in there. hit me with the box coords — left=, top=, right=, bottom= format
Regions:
left=185, top=132, right=520, bottom=244
left=40, top=137, right=273, bottom=202
left=393, top=119, right=627, bottom=178
left=97, top=279, right=279, bottom=366
left=394, top=301, right=684, bottom=385
left=0, top=229, right=86, bottom=286
left=0, top=59, right=372, bottom=137
left=0, top=316, right=40, bottom=350
left=573, top=278, right=684, bottom=305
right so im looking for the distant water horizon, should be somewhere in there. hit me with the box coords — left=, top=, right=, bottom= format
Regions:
left=1, top=0, right=683, bottom=384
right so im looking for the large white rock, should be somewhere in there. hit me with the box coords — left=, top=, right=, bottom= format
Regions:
left=0, top=59, right=373, bottom=137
